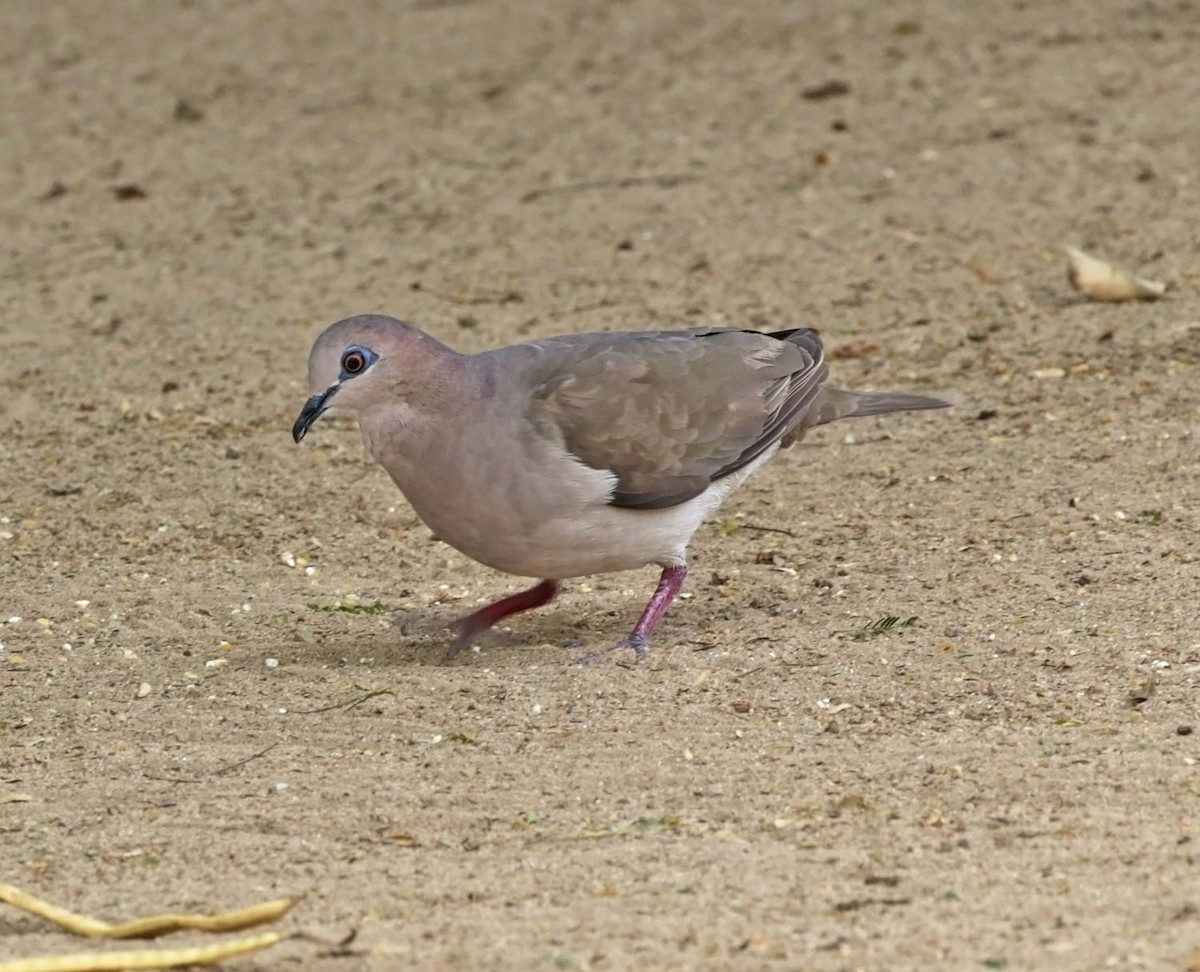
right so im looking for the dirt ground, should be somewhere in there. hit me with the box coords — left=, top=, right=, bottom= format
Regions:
left=2, top=1, right=1198, bottom=969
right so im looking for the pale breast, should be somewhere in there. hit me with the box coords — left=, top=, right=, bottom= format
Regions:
left=403, top=445, right=774, bottom=580
left=361, top=403, right=775, bottom=580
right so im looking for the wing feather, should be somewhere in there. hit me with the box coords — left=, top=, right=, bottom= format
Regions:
left=522, top=327, right=827, bottom=510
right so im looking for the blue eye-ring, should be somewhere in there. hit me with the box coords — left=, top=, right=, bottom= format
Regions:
left=339, top=345, right=376, bottom=378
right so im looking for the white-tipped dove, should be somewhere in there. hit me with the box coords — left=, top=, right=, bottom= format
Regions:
left=293, top=315, right=948, bottom=661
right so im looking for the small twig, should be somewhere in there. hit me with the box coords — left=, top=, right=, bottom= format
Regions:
left=289, top=689, right=396, bottom=716
left=429, top=153, right=515, bottom=171
left=737, top=522, right=799, bottom=538
left=296, top=926, right=362, bottom=958
left=547, top=299, right=624, bottom=318
left=0, top=932, right=283, bottom=971
left=213, top=743, right=278, bottom=777
left=520, top=173, right=700, bottom=203
left=343, top=689, right=396, bottom=712
left=0, top=883, right=298, bottom=940
left=841, top=615, right=919, bottom=640
left=409, top=281, right=524, bottom=306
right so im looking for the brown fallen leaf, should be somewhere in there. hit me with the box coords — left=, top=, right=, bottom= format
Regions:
left=1065, top=246, right=1165, bottom=302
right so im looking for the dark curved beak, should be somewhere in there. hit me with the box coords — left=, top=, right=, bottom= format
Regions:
left=292, top=384, right=339, bottom=443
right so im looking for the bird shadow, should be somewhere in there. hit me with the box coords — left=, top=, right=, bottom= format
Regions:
left=398, top=604, right=595, bottom=657
left=306, top=603, right=595, bottom=666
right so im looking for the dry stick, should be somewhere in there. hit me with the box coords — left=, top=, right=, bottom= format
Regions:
left=0, top=884, right=298, bottom=939
left=547, top=299, right=623, bottom=318
left=290, top=689, right=396, bottom=716
left=0, top=932, right=282, bottom=972
left=520, top=173, right=700, bottom=203
left=212, top=742, right=279, bottom=776
left=410, top=281, right=524, bottom=305
left=737, top=522, right=799, bottom=538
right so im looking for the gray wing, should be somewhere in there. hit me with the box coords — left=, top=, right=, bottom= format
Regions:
left=524, top=327, right=829, bottom=510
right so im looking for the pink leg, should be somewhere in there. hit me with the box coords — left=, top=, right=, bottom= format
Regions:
left=583, top=564, right=688, bottom=663
left=446, top=579, right=560, bottom=659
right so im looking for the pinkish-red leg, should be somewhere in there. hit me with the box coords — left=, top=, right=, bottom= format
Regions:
left=446, top=579, right=560, bottom=659
left=582, top=565, right=687, bottom=664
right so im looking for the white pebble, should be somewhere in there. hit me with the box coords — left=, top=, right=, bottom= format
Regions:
left=74, top=600, right=90, bottom=609
left=531, top=703, right=543, bottom=715
left=7, top=617, right=20, bottom=624
left=265, top=657, right=279, bottom=669
left=274, top=782, right=289, bottom=792
left=204, top=658, right=228, bottom=669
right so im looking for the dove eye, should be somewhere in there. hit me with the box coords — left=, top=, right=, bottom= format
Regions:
left=341, top=348, right=369, bottom=375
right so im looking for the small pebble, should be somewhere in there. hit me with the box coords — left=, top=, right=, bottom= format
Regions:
left=265, top=657, right=279, bottom=669
left=136, top=682, right=152, bottom=698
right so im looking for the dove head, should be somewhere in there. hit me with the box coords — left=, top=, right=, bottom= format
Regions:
left=291, top=314, right=458, bottom=443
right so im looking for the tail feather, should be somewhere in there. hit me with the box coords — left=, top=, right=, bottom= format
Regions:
left=838, top=389, right=951, bottom=418
left=784, top=387, right=949, bottom=445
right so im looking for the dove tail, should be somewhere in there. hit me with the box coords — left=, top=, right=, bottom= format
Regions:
left=783, top=387, right=950, bottom=447
left=839, top=390, right=951, bottom=418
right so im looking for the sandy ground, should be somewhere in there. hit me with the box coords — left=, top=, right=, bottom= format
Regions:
left=2, top=1, right=1199, bottom=969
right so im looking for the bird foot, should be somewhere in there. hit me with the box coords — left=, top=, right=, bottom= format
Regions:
left=441, top=579, right=561, bottom=662
left=442, top=625, right=477, bottom=663
left=576, top=634, right=650, bottom=665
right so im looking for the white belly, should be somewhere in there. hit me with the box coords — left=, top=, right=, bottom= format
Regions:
left=423, top=447, right=776, bottom=580
left=360, top=403, right=777, bottom=581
